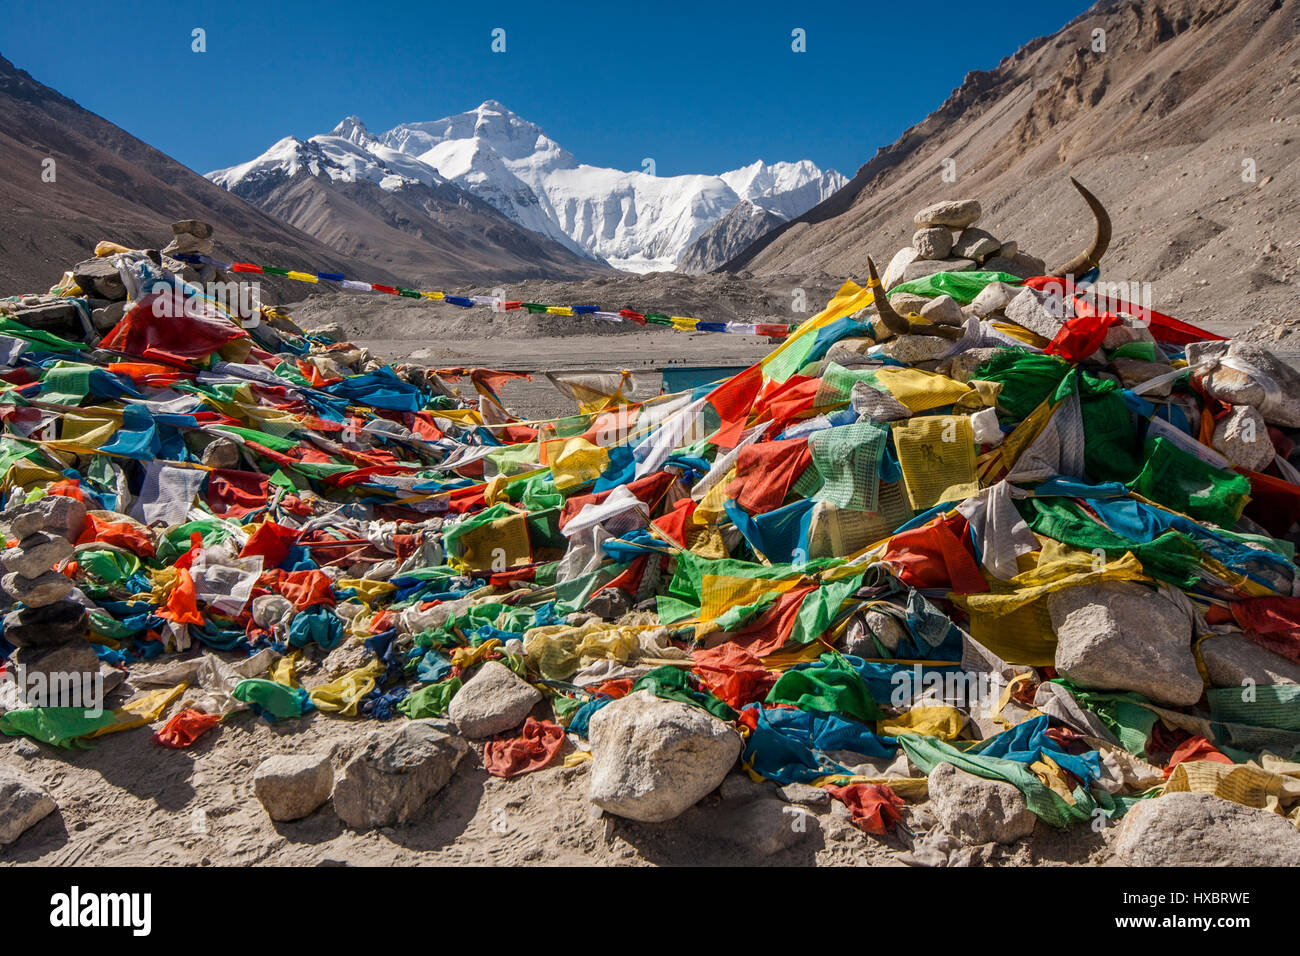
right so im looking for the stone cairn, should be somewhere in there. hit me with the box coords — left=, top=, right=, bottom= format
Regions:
left=0, top=219, right=220, bottom=343
left=865, top=189, right=1282, bottom=473
left=1, top=496, right=95, bottom=707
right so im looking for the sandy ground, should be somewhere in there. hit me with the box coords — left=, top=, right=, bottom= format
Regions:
left=0, top=672, right=1112, bottom=867
left=0, top=283, right=1277, bottom=869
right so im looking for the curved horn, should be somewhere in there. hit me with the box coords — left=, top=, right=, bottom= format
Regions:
left=866, top=256, right=963, bottom=341
left=1049, top=177, right=1112, bottom=278
left=865, top=256, right=910, bottom=336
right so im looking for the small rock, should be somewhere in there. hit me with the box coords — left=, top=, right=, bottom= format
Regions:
left=1201, top=634, right=1300, bottom=687
left=1048, top=582, right=1202, bottom=707
left=1198, top=365, right=1266, bottom=407
left=983, top=251, right=1047, bottom=279
left=201, top=438, right=242, bottom=470
left=901, top=257, right=977, bottom=283
left=882, top=247, right=920, bottom=290
left=780, top=782, right=832, bottom=807
left=99, top=663, right=126, bottom=697
left=716, top=797, right=818, bottom=855
left=333, top=719, right=468, bottom=830
left=824, top=339, right=875, bottom=364
left=1110, top=358, right=1176, bottom=395
left=1211, top=405, right=1275, bottom=472
left=842, top=608, right=907, bottom=657
left=1003, top=287, right=1067, bottom=340
left=171, top=219, right=214, bottom=240
left=582, top=587, right=632, bottom=621
left=1114, top=793, right=1300, bottom=866
left=4, top=496, right=86, bottom=543
left=71, top=257, right=127, bottom=301
left=912, top=227, right=953, bottom=261
left=968, top=281, right=1019, bottom=318
left=945, top=347, right=1001, bottom=382
left=919, top=294, right=964, bottom=327
left=307, top=323, right=346, bottom=341
left=253, top=753, right=334, bottom=822
left=875, top=334, right=952, bottom=364
left=2, top=570, right=73, bottom=608
left=91, top=300, right=125, bottom=332
left=914, top=199, right=981, bottom=230
left=3, top=600, right=88, bottom=648
left=0, top=765, right=57, bottom=845
left=10, top=738, right=41, bottom=760
left=10, top=642, right=102, bottom=706
left=927, top=762, right=1035, bottom=845
left=1102, top=319, right=1156, bottom=350
left=448, top=660, right=542, bottom=738
left=887, top=292, right=933, bottom=316
left=589, top=690, right=742, bottom=822
left=1, top=533, right=74, bottom=578
left=951, top=227, right=1001, bottom=262
left=1188, top=340, right=1300, bottom=428
left=12, top=301, right=84, bottom=336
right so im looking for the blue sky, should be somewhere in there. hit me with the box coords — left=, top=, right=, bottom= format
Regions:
left=2, top=0, right=1094, bottom=178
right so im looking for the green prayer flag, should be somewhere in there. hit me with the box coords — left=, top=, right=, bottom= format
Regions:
left=766, top=652, right=880, bottom=723
left=397, top=677, right=462, bottom=719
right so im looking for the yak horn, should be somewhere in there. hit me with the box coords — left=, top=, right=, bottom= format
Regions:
left=1049, top=177, right=1112, bottom=278
left=866, top=256, right=963, bottom=340
left=866, top=256, right=910, bottom=336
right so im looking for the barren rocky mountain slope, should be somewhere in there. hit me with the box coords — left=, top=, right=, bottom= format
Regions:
left=0, top=55, right=405, bottom=295
left=721, top=0, right=1300, bottom=332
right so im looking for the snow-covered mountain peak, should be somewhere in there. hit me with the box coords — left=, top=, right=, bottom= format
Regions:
left=331, top=115, right=375, bottom=148
left=209, top=103, right=845, bottom=273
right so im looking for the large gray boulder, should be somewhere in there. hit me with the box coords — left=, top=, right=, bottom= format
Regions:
left=589, top=690, right=742, bottom=822
left=448, top=660, right=542, bottom=738
left=1113, top=793, right=1300, bottom=866
left=333, top=719, right=468, bottom=830
left=0, top=765, right=57, bottom=845
left=1201, top=635, right=1300, bottom=687
left=1049, top=582, right=1202, bottom=706
left=253, top=753, right=334, bottom=822
left=927, top=762, right=1036, bottom=845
